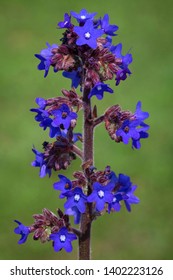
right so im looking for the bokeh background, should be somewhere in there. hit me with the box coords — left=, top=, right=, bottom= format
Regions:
left=1, top=0, right=173, bottom=260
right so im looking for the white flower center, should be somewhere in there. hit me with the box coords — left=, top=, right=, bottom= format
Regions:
left=81, top=15, right=86, bottom=20
left=74, top=194, right=80, bottom=202
left=98, top=190, right=104, bottom=198
left=60, top=234, right=66, bottom=242
left=97, top=85, right=102, bottom=91
left=85, top=32, right=91, bottom=39
left=113, top=197, right=117, bottom=203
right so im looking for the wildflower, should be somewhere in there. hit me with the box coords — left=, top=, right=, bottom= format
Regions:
left=87, top=182, right=114, bottom=212
left=62, top=69, right=81, bottom=88
left=64, top=188, right=87, bottom=214
left=53, top=175, right=72, bottom=198
left=108, top=173, right=140, bottom=212
left=123, top=185, right=140, bottom=212
left=31, top=147, right=51, bottom=178
left=134, top=101, right=149, bottom=121
left=71, top=9, right=97, bottom=24
left=74, top=20, right=104, bottom=49
left=116, top=102, right=149, bottom=148
left=58, top=13, right=72, bottom=28
left=52, top=104, right=78, bottom=130
left=101, top=14, right=119, bottom=36
left=88, top=82, right=114, bottom=100
left=111, top=43, right=132, bottom=85
left=14, top=220, right=30, bottom=244
left=35, top=43, right=58, bottom=77
left=116, top=119, right=140, bottom=144
left=49, top=227, right=77, bottom=253
left=65, top=206, right=81, bottom=224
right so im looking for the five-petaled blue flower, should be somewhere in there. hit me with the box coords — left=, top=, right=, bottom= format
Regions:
left=87, top=182, right=114, bottom=212
left=35, top=43, right=58, bottom=77
left=116, top=119, right=142, bottom=145
left=116, top=101, right=149, bottom=149
left=111, top=43, right=133, bottom=85
left=14, top=220, right=30, bottom=244
left=49, top=227, right=77, bottom=253
left=71, top=9, right=97, bottom=24
left=101, top=14, right=119, bottom=36
left=88, top=82, right=114, bottom=100
left=108, top=173, right=140, bottom=213
left=63, top=69, right=81, bottom=88
left=64, top=187, right=87, bottom=214
left=31, top=147, right=51, bottom=178
left=134, top=101, right=149, bottom=122
left=74, top=20, right=104, bottom=49
left=53, top=175, right=72, bottom=198
left=65, top=206, right=81, bottom=224
left=52, top=104, right=78, bottom=130
left=58, top=13, right=72, bottom=29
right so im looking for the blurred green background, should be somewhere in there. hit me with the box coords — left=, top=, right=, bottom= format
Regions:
left=1, top=0, right=173, bottom=260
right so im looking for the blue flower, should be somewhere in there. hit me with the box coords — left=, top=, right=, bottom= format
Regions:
left=50, top=227, right=77, bottom=253
left=35, top=97, right=47, bottom=109
left=116, top=102, right=149, bottom=149
left=88, top=82, right=114, bottom=100
left=101, top=14, right=119, bottom=36
left=30, top=98, right=63, bottom=138
left=132, top=130, right=149, bottom=149
left=87, top=182, right=114, bottom=212
left=108, top=193, right=123, bottom=213
left=31, top=147, right=51, bottom=178
left=116, top=119, right=140, bottom=145
left=64, top=188, right=87, bottom=214
left=62, top=69, right=81, bottom=88
left=71, top=9, right=97, bottom=24
left=65, top=206, right=81, bottom=224
left=53, top=175, right=72, bottom=198
left=108, top=173, right=140, bottom=213
left=111, top=43, right=133, bottom=85
left=14, top=220, right=30, bottom=244
left=39, top=117, right=62, bottom=138
left=134, top=101, right=149, bottom=122
left=35, top=43, right=58, bottom=77
left=123, top=185, right=140, bottom=212
left=58, top=13, right=72, bottom=28
left=74, top=20, right=104, bottom=49
left=52, top=104, right=78, bottom=130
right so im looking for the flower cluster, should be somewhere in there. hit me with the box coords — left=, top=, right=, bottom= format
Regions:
left=14, top=209, right=77, bottom=253
left=31, top=90, right=83, bottom=174
left=105, top=101, right=149, bottom=149
left=14, top=9, right=149, bottom=256
left=53, top=166, right=140, bottom=225
left=35, top=9, right=133, bottom=98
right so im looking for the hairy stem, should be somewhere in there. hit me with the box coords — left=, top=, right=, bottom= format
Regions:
left=72, top=144, right=83, bottom=160
left=78, top=88, right=93, bottom=260
left=93, top=114, right=105, bottom=128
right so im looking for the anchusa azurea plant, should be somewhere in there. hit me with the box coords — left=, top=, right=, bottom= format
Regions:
left=14, top=9, right=149, bottom=259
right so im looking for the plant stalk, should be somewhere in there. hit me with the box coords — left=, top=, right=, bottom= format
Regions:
left=78, top=88, right=93, bottom=260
